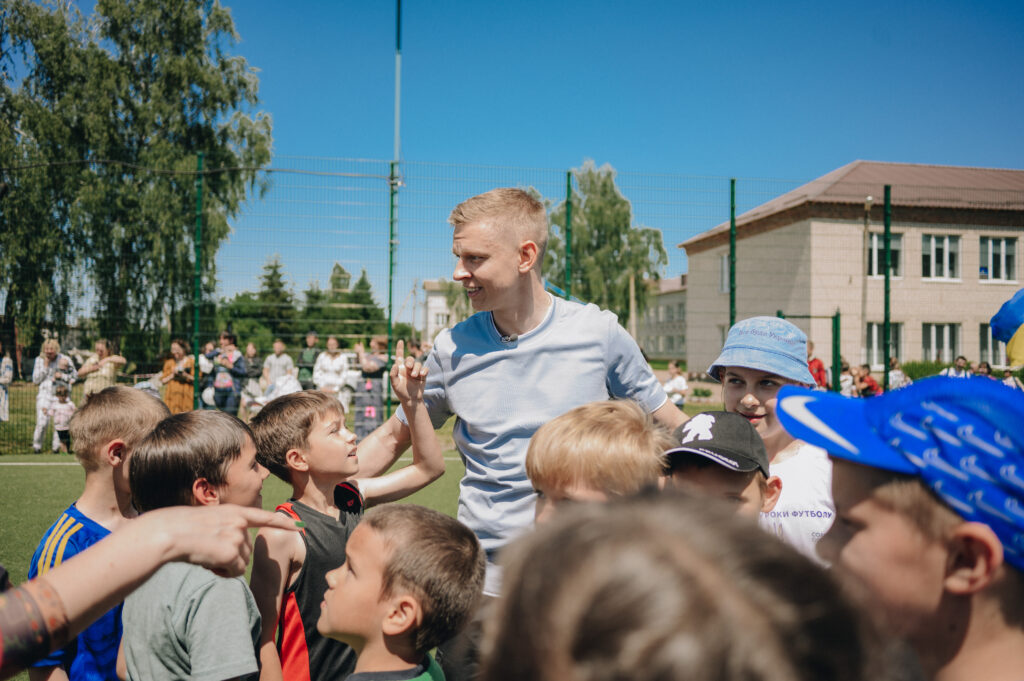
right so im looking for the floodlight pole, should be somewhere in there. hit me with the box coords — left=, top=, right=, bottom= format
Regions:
left=386, top=0, right=402, bottom=417
left=192, top=152, right=203, bottom=410
left=883, top=185, right=892, bottom=391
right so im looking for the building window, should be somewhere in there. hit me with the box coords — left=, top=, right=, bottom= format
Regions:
left=867, top=233, right=902, bottom=277
left=979, top=324, right=1008, bottom=366
left=866, top=322, right=903, bottom=370
left=921, top=235, right=959, bottom=279
left=922, top=323, right=959, bottom=363
left=979, top=237, right=1017, bottom=281
left=666, top=305, right=674, bottom=323
left=434, top=313, right=449, bottom=327
left=719, top=254, right=730, bottom=294
left=676, top=302, right=686, bottom=320
left=667, top=336, right=675, bottom=351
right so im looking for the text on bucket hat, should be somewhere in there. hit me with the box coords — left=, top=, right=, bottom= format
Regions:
left=707, top=316, right=815, bottom=385
left=774, top=376, right=1024, bottom=571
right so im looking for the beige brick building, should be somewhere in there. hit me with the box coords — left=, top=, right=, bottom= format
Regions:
left=637, top=275, right=687, bottom=360
left=681, top=161, right=1024, bottom=376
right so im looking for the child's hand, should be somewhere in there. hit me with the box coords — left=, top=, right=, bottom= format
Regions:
left=389, top=340, right=428, bottom=405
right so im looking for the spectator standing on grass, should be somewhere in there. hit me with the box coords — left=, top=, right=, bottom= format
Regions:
left=975, top=360, right=996, bottom=379
left=297, top=331, right=319, bottom=390
left=807, top=341, right=829, bottom=389
left=887, top=356, right=912, bottom=390
left=77, top=339, right=126, bottom=400
left=48, top=385, right=76, bottom=454
left=314, top=336, right=350, bottom=412
left=241, top=342, right=263, bottom=416
left=160, top=339, right=194, bottom=414
left=662, top=359, right=688, bottom=407
left=940, top=355, right=972, bottom=378
left=32, top=339, right=78, bottom=453
left=0, top=339, right=13, bottom=423
left=208, top=331, right=246, bottom=417
left=353, top=335, right=388, bottom=440
left=1002, top=368, right=1024, bottom=390
left=262, top=338, right=295, bottom=388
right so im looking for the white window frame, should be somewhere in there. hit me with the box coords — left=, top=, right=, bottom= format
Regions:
left=867, top=233, right=903, bottom=278
left=979, top=236, right=1017, bottom=282
left=866, top=322, right=903, bottom=371
left=979, top=324, right=1008, bottom=367
left=921, top=234, right=960, bottom=281
left=922, top=323, right=960, bottom=363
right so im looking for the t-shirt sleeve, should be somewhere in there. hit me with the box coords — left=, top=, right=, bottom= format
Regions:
left=27, top=521, right=84, bottom=669
left=395, top=344, right=452, bottom=430
left=604, top=319, right=666, bottom=413
left=184, top=578, right=258, bottom=681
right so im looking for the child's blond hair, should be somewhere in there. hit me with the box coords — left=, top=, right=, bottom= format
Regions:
left=69, top=386, right=170, bottom=472
left=526, top=400, right=672, bottom=498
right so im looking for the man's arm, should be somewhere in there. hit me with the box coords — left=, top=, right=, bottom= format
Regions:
left=652, top=399, right=688, bottom=431
left=354, top=414, right=411, bottom=478
left=249, top=527, right=303, bottom=681
left=28, top=667, right=68, bottom=681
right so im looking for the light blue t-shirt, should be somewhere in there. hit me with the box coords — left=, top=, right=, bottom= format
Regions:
left=398, top=295, right=665, bottom=563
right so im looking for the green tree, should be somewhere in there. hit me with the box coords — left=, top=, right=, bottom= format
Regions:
left=256, top=256, right=296, bottom=343
left=545, top=161, right=667, bottom=327
left=346, top=270, right=386, bottom=341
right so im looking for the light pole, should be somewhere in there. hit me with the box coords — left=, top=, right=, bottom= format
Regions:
left=860, top=195, right=873, bottom=366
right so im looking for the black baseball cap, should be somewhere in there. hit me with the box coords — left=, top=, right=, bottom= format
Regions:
left=665, top=411, right=770, bottom=477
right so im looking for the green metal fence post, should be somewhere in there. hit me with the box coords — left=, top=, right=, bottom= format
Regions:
left=564, top=170, right=573, bottom=300
left=385, top=161, right=398, bottom=418
left=832, top=310, right=841, bottom=393
left=729, top=178, right=736, bottom=327
left=883, top=184, right=892, bottom=391
left=192, top=152, right=203, bottom=410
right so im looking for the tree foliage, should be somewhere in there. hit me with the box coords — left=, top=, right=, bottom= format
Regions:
left=544, top=161, right=667, bottom=326
left=0, top=0, right=271, bottom=359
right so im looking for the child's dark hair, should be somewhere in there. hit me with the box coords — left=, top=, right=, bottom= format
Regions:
left=362, top=505, right=485, bottom=657
left=130, top=410, right=252, bottom=512
left=249, top=390, right=343, bottom=483
left=482, top=492, right=885, bottom=681
left=667, top=454, right=769, bottom=495
left=55, top=384, right=69, bottom=397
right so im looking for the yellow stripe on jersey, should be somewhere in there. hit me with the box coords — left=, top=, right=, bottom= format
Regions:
left=38, top=514, right=82, bottom=575
left=50, top=522, right=83, bottom=571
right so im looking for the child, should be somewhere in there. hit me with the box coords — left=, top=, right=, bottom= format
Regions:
left=776, top=376, right=1024, bottom=681
left=663, top=410, right=782, bottom=519
left=661, top=359, right=688, bottom=406
left=249, top=341, right=444, bottom=681
left=482, top=494, right=883, bottom=681
left=317, top=504, right=485, bottom=680
left=707, top=316, right=834, bottom=563
left=525, top=400, right=674, bottom=524
left=27, top=386, right=170, bottom=681
left=48, top=385, right=77, bottom=454
left=854, top=364, right=883, bottom=396
left=118, top=410, right=270, bottom=681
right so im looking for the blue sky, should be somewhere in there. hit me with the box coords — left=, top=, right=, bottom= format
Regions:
left=217, top=1, right=1024, bottom=325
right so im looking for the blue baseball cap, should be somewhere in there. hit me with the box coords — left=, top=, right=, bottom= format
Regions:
left=707, top=316, right=815, bottom=385
left=775, top=376, right=1024, bottom=571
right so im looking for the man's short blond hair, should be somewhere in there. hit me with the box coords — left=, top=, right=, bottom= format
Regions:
left=70, top=386, right=171, bottom=471
left=448, top=187, right=548, bottom=260
left=526, top=400, right=672, bottom=498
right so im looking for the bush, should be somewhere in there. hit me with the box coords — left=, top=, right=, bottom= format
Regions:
left=691, top=387, right=713, bottom=398
left=901, top=360, right=950, bottom=381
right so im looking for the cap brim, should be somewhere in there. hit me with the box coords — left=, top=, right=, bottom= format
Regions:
left=665, top=445, right=764, bottom=475
left=775, top=386, right=917, bottom=474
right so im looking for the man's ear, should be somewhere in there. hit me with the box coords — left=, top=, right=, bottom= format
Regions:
left=943, top=522, right=1003, bottom=595
left=191, top=478, right=220, bottom=507
left=761, top=475, right=783, bottom=514
left=285, top=447, right=309, bottom=472
left=103, top=439, right=128, bottom=467
left=381, top=593, right=423, bottom=638
left=517, top=240, right=540, bottom=274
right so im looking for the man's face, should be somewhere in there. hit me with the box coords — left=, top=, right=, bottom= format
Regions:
left=306, top=334, right=317, bottom=348
left=318, top=523, right=391, bottom=648
left=817, top=460, right=949, bottom=640
left=722, top=367, right=792, bottom=444
left=533, top=481, right=608, bottom=524
left=216, top=436, right=269, bottom=509
left=273, top=341, right=285, bottom=355
left=956, top=357, right=967, bottom=370
left=452, top=220, right=525, bottom=315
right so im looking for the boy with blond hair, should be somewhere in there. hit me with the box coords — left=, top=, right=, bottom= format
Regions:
left=776, top=376, right=1024, bottom=681
left=28, top=386, right=170, bottom=681
left=249, top=342, right=444, bottom=681
left=317, top=504, right=485, bottom=681
left=526, top=400, right=673, bottom=523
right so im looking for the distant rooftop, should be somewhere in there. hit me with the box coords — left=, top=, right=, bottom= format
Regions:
left=681, top=160, right=1024, bottom=254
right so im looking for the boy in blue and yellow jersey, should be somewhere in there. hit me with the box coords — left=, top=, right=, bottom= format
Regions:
left=27, top=387, right=170, bottom=681
left=249, top=341, right=444, bottom=681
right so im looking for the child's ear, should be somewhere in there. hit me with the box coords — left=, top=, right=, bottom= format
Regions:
left=943, top=522, right=1003, bottom=595
left=191, top=478, right=221, bottom=506
left=761, top=475, right=783, bottom=514
left=381, top=593, right=423, bottom=638
left=285, top=447, right=309, bottom=472
left=103, top=439, right=128, bottom=467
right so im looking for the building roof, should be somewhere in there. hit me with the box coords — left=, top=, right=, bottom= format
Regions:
left=422, top=279, right=447, bottom=292
left=648, top=274, right=686, bottom=294
left=680, top=160, right=1024, bottom=254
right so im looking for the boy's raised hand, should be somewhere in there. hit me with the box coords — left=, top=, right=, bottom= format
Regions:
left=389, top=339, right=428, bottom=404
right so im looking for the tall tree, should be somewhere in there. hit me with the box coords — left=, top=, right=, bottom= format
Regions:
left=346, top=270, right=386, bottom=341
left=545, top=161, right=667, bottom=327
left=256, top=256, right=296, bottom=343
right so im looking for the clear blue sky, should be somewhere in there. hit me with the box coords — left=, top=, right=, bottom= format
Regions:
left=230, top=0, right=1024, bottom=178
left=215, top=0, right=1024, bottom=325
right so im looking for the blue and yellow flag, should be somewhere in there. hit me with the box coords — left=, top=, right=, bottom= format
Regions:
left=990, top=288, right=1024, bottom=367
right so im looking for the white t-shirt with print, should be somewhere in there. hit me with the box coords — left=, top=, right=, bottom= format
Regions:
left=759, top=442, right=834, bottom=566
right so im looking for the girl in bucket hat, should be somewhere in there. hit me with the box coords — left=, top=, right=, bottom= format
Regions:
left=707, top=316, right=834, bottom=563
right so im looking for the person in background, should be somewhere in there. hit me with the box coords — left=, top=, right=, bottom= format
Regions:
left=839, top=359, right=856, bottom=397
left=160, top=339, right=194, bottom=414
left=1002, top=368, right=1024, bottom=390
left=208, top=332, right=246, bottom=417
left=241, top=342, right=263, bottom=417
left=48, top=385, right=76, bottom=454
left=939, top=355, right=972, bottom=378
left=887, top=357, right=912, bottom=390
left=807, top=341, right=829, bottom=389
left=313, top=336, right=350, bottom=413
left=261, top=338, right=294, bottom=389
left=297, top=331, right=319, bottom=390
left=854, top=364, right=883, bottom=397
left=353, top=336, right=389, bottom=441
left=975, top=360, right=996, bottom=379
left=77, top=340, right=126, bottom=400
left=661, top=359, right=688, bottom=407
left=0, top=339, right=13, bottom=423
left=33, top=339, right=78, bottom=453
